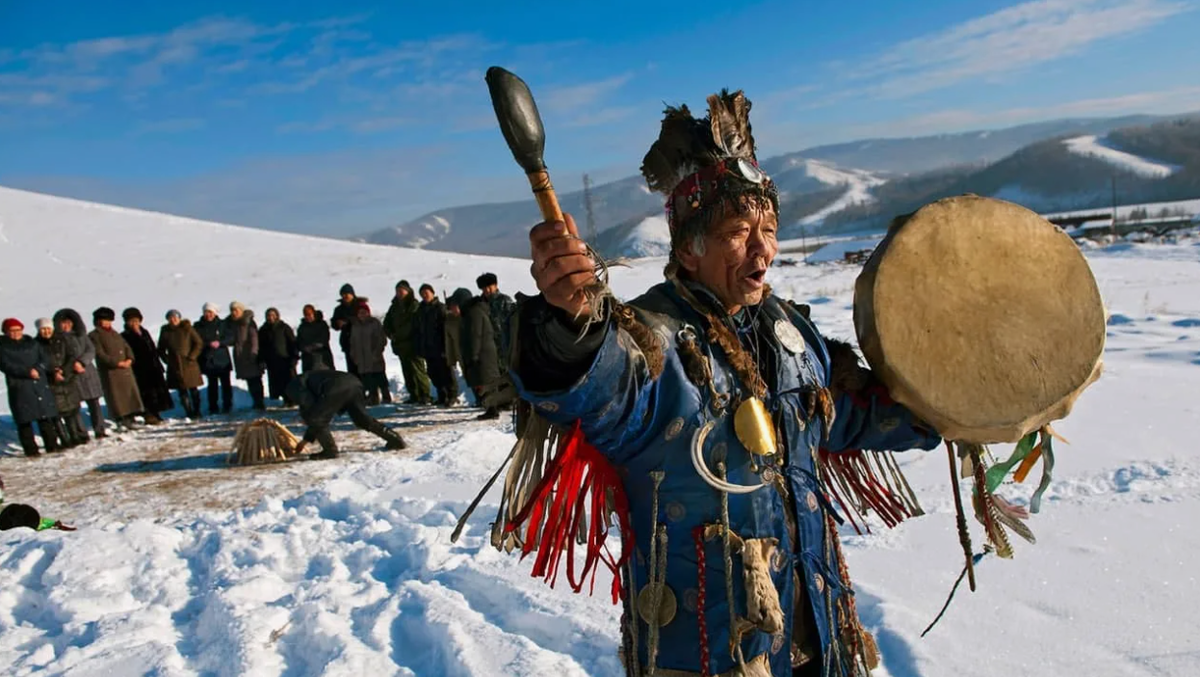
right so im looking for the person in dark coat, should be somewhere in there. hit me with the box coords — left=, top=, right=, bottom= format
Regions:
left=35, top=318, right=85, bottom=447
left=120, top=307, right=172, bottom=424
left=444, top=298, right=464, bottom=400
left=2, top=318, right=63, bottom=455
left=90, top=307, right=144, bottom=429
left=415, top=284, right=457, bottom=407
left=194, top=302, right=234, bottom=414
left=228, top=302, right=265, bottom=410
left=349, top=300, right=391, bottom=405
left=285, top=370, right=407, bottom=461
left=297, top=305, right=334, bottom=373
left=383, top=280, right=432, bottom=405
left=259, top=307, right=299, bottom=406
left=158, top=310, right=203, bottom=420
left=52, top=308, right=106, bottom=440
left=447, top=288, right=508, bottom=420
left=330, top=284, right=359, bottom=375
left=476, top=273, right=516, bottom=369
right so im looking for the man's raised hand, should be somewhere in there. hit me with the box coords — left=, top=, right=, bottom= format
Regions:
left=529, top=213, right=595, bottom=320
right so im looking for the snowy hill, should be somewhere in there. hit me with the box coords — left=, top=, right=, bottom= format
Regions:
left=2, top=188, right=1200, bottom=676
left=1063, top=135, right=1180, bottom=178
left=356, top=176, right=662, bottom=259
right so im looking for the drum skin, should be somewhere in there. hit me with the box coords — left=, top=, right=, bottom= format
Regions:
left=853, top=195, right=1105, bottom=444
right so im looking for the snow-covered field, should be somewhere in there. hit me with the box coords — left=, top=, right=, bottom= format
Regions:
left=2, top=187, right=1199, bottom=676
left=1063, top=135, right=1180, bottom=179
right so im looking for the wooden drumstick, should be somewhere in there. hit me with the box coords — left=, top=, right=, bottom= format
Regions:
left=485, top=67, right=565, bottom=224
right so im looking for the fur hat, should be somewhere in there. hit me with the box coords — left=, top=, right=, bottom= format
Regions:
left=2, top=318, right=24, bottom=333
left=93, top=307, right=116, bottom=322
left=640, top=90, right=779, bottom=260
left=165, top=309, right=181, bottom=320
left=122, top=307, right=143, bottom=322
left=229, top=301, right=245, bottom=313
left=339, top=283, right=355, bottom=296
left=476, top=273, right=498, bottom=290
left=203, top=302, right=220, bottom=314
left=396, top=280, right=412, bottom=291
left=35, top=318, right=53, bottom=330
left=419, top=283, right=435, bottom=296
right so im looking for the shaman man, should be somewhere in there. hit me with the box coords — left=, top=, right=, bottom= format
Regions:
left=502, top=91, right=942, bottom=677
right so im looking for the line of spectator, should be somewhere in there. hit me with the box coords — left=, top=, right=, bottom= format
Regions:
left=2, top=273, right=519, bottom=456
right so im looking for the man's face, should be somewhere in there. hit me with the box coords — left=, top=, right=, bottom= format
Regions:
left=230, top=307, right=243, bottom=321
left=97, top=319, right=113, bottom=331
left=5, top=326, right=21, bottom=340
left=482, top=284, right=498, bottom=298
left=357, top=307, right=369, bottom=320
left=341, top=292, right=354, bottom=303
left=676, top=202, right=779, bottom=313
left=58, top=319, right=73, bottom=333
left=397, top=287, right=410, bottom=300
left=126, top=317, right=142, bottom=333
left=203, top=310, right=216, bottom=321
left=420, top=289, right=434, bottom=303
left=168, top=315, right=181, bottom=327
left=38, top=326, right=53, bottom=339
left=267, top=310, right=279, bottom=323
left=303, top=307, right=315, bottom=321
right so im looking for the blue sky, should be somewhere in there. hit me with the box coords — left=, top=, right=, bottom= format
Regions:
left=2, top=0, right=1199, bottom=236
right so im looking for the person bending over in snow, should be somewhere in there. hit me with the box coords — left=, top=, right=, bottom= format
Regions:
left=285, top=369, right=407, bottom=461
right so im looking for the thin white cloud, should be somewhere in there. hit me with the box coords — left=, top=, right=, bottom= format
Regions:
left=847, top=0, right=1190, bottom=98
left=541, top=74, right=632, bottom=114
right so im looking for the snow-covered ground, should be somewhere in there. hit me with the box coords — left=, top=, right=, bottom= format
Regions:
left=1062, top=135, right=1180, bottom=179
left=2, top=187, right=1200, bottom=676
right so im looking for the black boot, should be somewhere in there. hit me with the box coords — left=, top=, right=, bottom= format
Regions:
left=476, top=407, right=500, bottom=421
left=381, top=428, right=407, bottom=450
left=308, top=447, right=339, bottom=460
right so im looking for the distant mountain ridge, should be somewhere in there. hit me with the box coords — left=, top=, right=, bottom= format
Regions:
left=356, top=111, right=1200, bottom=258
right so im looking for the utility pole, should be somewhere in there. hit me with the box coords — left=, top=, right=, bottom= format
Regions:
left=583, top=173, right=597, bottom=242
left=1110, top=175, right=1118, bottom=238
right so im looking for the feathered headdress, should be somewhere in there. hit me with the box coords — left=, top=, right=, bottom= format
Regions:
left=640, top=89, right=778, bottom=252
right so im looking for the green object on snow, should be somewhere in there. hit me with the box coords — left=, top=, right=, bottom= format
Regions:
left=36, top=517, right=57, bottom=531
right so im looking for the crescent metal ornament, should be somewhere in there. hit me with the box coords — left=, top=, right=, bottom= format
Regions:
left=774, top=319, right=806, bottom=354
left=737, top=158, right=766, bottom=184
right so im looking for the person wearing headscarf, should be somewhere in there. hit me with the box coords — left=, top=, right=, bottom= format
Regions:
left=34, top=317, right=86, bottom=448
left=52, top=308, right=107, bottom=440
left=121, top=307, right=172, bottom=424
left=258, top=307, right=299, bottom=405
left=1, top=318, right=61, bottom=455
left=297, top=304, right=335, bottom=373
left=89, top=306, right=144, bottom=430
left=227, top=301, right=264, bottom=411
left=195, top=302, right=233, bottom=414
left=349, top=299, right=391, bottom=405
left=158, top=309, right=204, bottom=420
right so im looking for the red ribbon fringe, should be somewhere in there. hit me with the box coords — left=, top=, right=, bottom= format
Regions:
left=506, top=421, right=635, bottom=604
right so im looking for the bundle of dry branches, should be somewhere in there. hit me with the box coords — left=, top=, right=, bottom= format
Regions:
left=229, top=418, right=302, bottom=466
